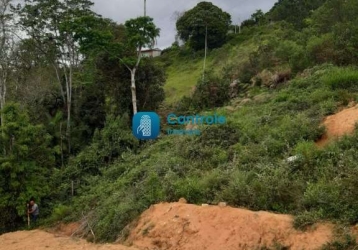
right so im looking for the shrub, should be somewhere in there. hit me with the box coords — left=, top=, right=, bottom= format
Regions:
left=321, top=67, right=358, bottom=91
left=197, top=122, right=240, bottom=149
left=175, top=96, right=196, bottom=112
left=191, top=73, right=231, bottom=110
left=321, top=234, right=357, bottom=250
left=334, top=90, right=355, bottom=106
left=303, top=171, right=358, bottom=224
left=64, top=115, right=139, bottom=181
left=172, top=176, right=205, bottom=203
left=293, top=210, right=324, bottom=229
left=307, top=34, right=336, bottom=64
left=275, top=40, right=309, bottom=72
left=48, top=204, right=72, bottom=223
left=221, top=166, right=304, bottom=212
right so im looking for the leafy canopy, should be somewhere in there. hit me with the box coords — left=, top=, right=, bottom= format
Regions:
left=14, top=0, right=99, bottom=60
left=176, top=1, right=231, bottom=50
left=125, top=16, right=160, bottom=50
left=0, top=103, right=55, bottom=233
left=268, top=0, right=327, bottom=28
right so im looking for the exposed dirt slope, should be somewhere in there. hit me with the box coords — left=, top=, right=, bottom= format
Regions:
left=126, top=202, right=333, bottom=250
left=0, top=230, right=137, bottom=250
left=0, top=202, right=337, bottom=250
left=317, top=105, right=358, bottom=146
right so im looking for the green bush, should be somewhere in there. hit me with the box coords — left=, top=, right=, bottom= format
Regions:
left=275, top=40, right=309, bottom=72
left=293, top=210, right=324, bottom=229
left=319, top=99, right=337, bottom=116
left=307, top=34, right=336, bottom=64
left=173, top=176, right=205, bottom=204
left=48, top=204, right=72, bottom=223
left=175, top=96, right=195, bottom=112
left=321, top=67, right=358, bottom=91
left=334, top=90, right=356, bottom=106
left=321, top=234, right=357, bottom=250
left=191, top=73, right=231, bottom=110
left=63, top=115, right=139, bottom=181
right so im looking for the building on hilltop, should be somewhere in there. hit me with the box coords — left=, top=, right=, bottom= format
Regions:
left=141, top=48, right=162, bottom=58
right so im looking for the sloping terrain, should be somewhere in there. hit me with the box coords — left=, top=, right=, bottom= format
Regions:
left=125, top=202, right=333, bottom=250
left=317, top=104, right=358, bottom=146
left=0, top=230, right=137, bottom=250
left=0, top=202, right=338, bottom=250
left=163, top=33, right=256, bottom=104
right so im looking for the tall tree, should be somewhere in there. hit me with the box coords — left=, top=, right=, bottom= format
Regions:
left=176, top=2, right=231, bottom=50
left=14, top=0, right=98, bottom=152
left=78, top=21, right=165, bottom=117
left=47, top=13, right=160, bottom=116
left=122, top=16, right=160, bottom=114
left=251, top=9, right=265, bottom=25
left=0, top=103, right=55, bottom=233
left=0, top=0, right=15, bottom=128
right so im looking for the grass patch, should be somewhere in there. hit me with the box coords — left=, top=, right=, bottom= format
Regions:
left=164, top=59, right=203, bottom=104
left=321, top=67, right=358, bottom=91
left=294, top=210, right=324, bottom=230
left=163, top=28, right=259, bottom=104
left=321, top=225, right=357, bottom=250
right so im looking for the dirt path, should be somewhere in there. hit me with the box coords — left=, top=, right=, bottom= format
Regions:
left=126, top=202, right=333, bottom=250
left=0, top=230, right=137, bottom=250
left=317, top=105, right=358, bottom=146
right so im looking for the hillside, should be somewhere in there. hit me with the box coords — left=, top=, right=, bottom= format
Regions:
left=64, top=64, right=358, bottom=244
left=51, top=0, right=358, bottom=244
left=126, top=202, right=334, bottom=250
left=317, top=105, right=358, bottom=146
left=3, top=0, right=358, bottom=249
left=0, top=202, right=347, bottom=250
left=162, top=32, right=257, bottom=104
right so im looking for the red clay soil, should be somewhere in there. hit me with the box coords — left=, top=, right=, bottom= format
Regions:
left=0, top=230, right=137, bottom=250
left=316, top=105, right=358, bottom=147
left=0, top=202, right=336, bottom=250
left=47, top=222, right=82, bottom=237
left=126, top=202, right=333, bottom=250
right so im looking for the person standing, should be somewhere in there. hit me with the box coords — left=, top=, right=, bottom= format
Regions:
left=27, top=198, right=39, bottom=225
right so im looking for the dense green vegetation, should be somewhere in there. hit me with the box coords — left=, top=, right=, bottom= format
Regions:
left=268, top=0, right=328, bottom=28
left=2, top=0, right=358, bottom=246
left=63, top=64, right=358, bottom=242
left=176, top=1, right=231, bottom=50
left=0, top=0, right=165, bottom=233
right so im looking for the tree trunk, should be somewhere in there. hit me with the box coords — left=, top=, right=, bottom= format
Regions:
left=67, top=99, right=71, bottom=153
left=0, top=77, right=6, bottom=127
left=0, top=83, right=5, bottom=155
left=129, top=46, right=142, bottom=115
left=60, top=121, right=64, bottom=168
left=202, top=25, right=208, bottom=82
left=64, top=60, right=73, bottom=154
left=131, top=69, right=138, bottom=115
left=0, top=0, right=8, bottom=128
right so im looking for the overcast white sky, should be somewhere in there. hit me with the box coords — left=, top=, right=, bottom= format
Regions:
left=92, top=0, right=278, bottom=49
